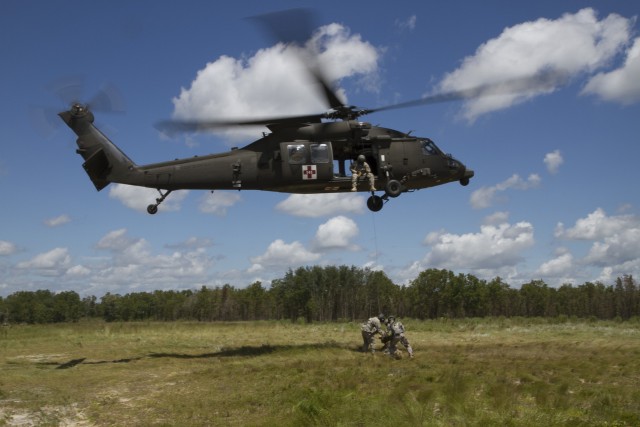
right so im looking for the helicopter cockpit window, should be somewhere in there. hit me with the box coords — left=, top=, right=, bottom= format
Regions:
left=288, top=144, right=307, bottom=164
left=310, top=143, right=329, bottom=164
left=421, top=139, right=439, bottom=156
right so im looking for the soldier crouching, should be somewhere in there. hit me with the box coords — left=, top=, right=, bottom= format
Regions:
left=361, top=313, right=385, bottom=353
left=386, top=316, right=414, bottom=359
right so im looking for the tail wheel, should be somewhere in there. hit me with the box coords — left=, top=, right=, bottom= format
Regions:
left=385, top=180, right=402, bottom=198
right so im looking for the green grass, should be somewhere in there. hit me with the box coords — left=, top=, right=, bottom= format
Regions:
left=1, top=318, right=639, bottom=426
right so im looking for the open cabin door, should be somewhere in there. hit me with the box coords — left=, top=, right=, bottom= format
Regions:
left=280, top=142, right=334, bottom=182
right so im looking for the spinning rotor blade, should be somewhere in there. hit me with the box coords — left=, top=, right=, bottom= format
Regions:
left=156, top=113, right=324, bottom=134
left=46, top=77, right=125, bottom=113
left=250, top=8, right=346, bottom=110
left=361, top=69, right=569, bottom=117
left=32, top=78, right=125, bottom=138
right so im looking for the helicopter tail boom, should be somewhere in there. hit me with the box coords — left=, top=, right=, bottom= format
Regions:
left=59, top=105, right=138, bottom=191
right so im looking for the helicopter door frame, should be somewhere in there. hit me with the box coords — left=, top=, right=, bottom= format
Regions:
left=280, top=141, right=333, bottom=182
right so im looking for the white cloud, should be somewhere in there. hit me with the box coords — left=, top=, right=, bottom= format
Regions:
left=16, top=247, right=71, bottom=276
left=96, top=228, right=133, bottom=251
left=171, top=23, right=381, bottom=140
left=584, top=227, right=640, bottom=267
left=582, top=37, right=640, bottom=105
left=470, top=174, right=541, bottom=209
left=44, top=214, right=71, bottom=227
left=438, top=8, right=633, bottom=121
left=313, top=216, right=359, bottom=250
left=90, top=229, right=215, bottom=292
left=66, top=265, right=91, bottom=277
left=554, top=209, right=640, bottom=283
left=536, top=250, right=574, bottom=277
left=544, top=150, right=564, bottom=174
left=483, top=211, right=510, bottom=226
left=250, top=239, right=320, bottom=267
left=199, top=191, right=241, bottom=216
left=109, top=184, right=188, bottom=213
left=166, top=237, right=213, bottom=250
left=395, top=15, right=417, bottom=31
left=276, top=193, right=365, bottom=217
left=555, top=208, right=640, bottom=240
left=0, top=240, right=18, bottom=256
left=423, top=221, right=535, bottom=271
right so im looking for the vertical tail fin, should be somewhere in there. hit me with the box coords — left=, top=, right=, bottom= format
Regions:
left=59, top=105, right=136, bottom=191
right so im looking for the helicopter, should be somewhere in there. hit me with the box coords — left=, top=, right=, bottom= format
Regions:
left=58, top=10, right=559, bottom=215
left=59, top=98, right=473, bottom=214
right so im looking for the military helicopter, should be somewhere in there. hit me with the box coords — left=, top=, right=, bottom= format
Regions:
left=58, top=10, right=558, bottom=215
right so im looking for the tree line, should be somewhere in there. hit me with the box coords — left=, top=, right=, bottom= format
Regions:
left=1, top=267, right=638, bottom=324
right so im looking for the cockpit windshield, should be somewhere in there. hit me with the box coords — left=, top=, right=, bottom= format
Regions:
left=421, top=139, right=441, bottom=156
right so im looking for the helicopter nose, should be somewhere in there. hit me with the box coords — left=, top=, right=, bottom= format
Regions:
left=464, top=168, right=474, bottom=179
left=460, top=168, right=474, bottom=186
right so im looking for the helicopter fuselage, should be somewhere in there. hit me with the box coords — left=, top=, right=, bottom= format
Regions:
left=60, top=106, right=473, bottom=213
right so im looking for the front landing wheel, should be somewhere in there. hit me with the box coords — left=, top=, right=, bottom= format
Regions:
left=147, top=204, right=158, bottom=215
left=367, top=195, right=384, bottom=212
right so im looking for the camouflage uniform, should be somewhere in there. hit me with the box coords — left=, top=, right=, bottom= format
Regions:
left=387, top=317, right=414, bottom=358
left=361, top=314, right=384, bottom=353
left=350, top=155, right=376, bottom=192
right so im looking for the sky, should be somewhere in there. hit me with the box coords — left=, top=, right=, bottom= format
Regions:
left=1, top=1, right=639, bottom=297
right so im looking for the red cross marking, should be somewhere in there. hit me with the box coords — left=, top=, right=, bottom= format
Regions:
left=303, top=165, right=317, bottom=180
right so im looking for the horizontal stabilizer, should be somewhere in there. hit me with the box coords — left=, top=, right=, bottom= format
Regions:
left=82, top=149, right=111, bottom=191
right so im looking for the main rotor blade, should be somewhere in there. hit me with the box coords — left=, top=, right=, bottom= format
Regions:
left=156, top=113, right=324, bottom=134
left=364, top=70, right=569, bottom=116
left=250, top=8, right=346, bottom=110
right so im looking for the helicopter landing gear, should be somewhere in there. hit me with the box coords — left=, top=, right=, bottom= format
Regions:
left=367, top=193, right=386, bottom=212
left=384, top=179, right=403, bottom=198
left=147, top=189, right=172, bottom=215
left=366, top=180, right=407, bottom=212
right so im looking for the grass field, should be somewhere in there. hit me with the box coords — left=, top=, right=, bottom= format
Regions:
left=1, top=318, right=639, bottom=426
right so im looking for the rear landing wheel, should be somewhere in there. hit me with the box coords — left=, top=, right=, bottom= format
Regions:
left=367, top=195, right=384, bottom=212
left=147, top=205, right=158, bottom=215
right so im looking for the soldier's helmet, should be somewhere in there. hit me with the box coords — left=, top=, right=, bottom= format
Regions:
left=387, top=316, right=396, bottom=323
left=357, top=154, right=366, bottom=163
left=377, top=313, right=385, bottom=322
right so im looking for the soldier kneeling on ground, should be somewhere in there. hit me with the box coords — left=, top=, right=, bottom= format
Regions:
left=361, top=313, right=385, bottom=353
left=381, top=316, right=414, bottom=359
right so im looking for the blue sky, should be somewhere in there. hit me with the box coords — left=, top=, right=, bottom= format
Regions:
left=1, top=1, right=639, bottom=297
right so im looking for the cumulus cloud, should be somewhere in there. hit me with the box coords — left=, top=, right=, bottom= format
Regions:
left=582, top=37, right=640, bottom=104
left=276, top=193, right=365, bottom=217
left=555, top=208, right=640, bottom=240
left=91, top=229, right=215, bottom=292
left=438, top=8, right=633, bottom=121
left=44, top=214, right=71, bottom=227
left=583, top=228, right=640, bottom=267
left=250, top=239, right=320, bottom=268
left=470, top=174, right=541, bottom=209
left=0, top=240, right=18, bottom=256
left=171, top=23, right=381, bottom=140
left=483, top=211, right=510, bottom=226
left=423, top=221, right=535, bottom=271
left=536, top=248, right=574, bottom=277
left=16, top=247, right=72, bottom=276
left=109, top=184, right=188, bottom=213
left=199, top=191, right=241, bottom=216
left=313, top=216, right=359, bottom=250
left=544, top=150, right=564, bottom=174
left=554, top=208, right=640, bottom=282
